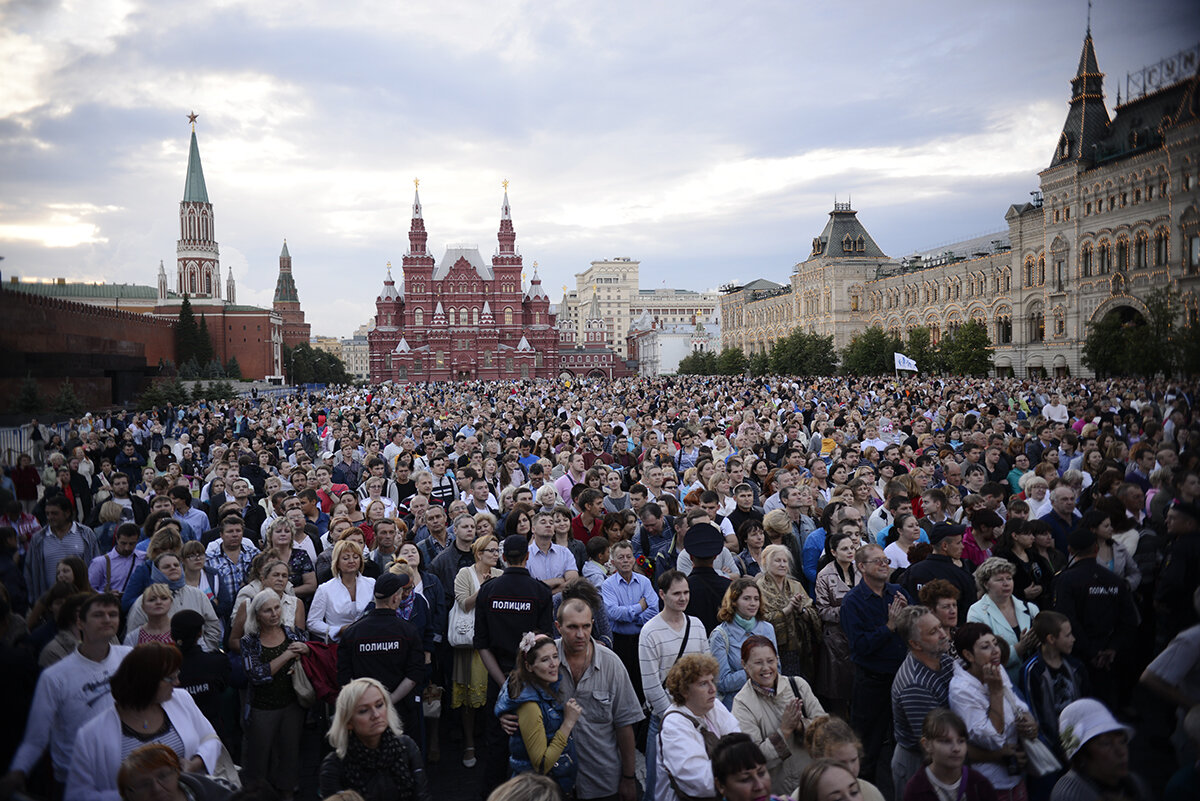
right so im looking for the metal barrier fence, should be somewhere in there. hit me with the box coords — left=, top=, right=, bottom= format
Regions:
left=0, top=421, right=72, bottom=465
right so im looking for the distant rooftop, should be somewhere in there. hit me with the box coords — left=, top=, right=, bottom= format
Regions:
left=6, top=279, right=168, bottom=300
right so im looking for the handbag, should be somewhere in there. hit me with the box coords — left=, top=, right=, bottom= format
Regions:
left=422, top=683, right=443, bottom=719
left=1004, top=687, right=1061, bottom=777
left=202, top=735, right=243, bottom=790
left=291, top=660, right=316, bottom=708
left=1020, top=734, right=1062, bottom=777
left=448, top=570, right=479, bottom=647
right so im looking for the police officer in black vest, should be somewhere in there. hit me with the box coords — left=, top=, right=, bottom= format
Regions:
left=475, top=534, right=554, bottom=797
left=337, top=572, right=426, bottom=738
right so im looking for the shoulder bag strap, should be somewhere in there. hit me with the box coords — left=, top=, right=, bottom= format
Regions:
left=104, top=554, right=113, bottom=592
left=675, top=615, right=692, bottom=665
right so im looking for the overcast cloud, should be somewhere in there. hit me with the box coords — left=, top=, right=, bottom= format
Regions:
left=1, top=0, right=1196, bottom=337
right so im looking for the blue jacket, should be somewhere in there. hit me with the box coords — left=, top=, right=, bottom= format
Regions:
left=710, top=620, right=777, bottom=707
left=494, top=678, right=576, bottom=793
left=840, top=580, right=911, bottom=674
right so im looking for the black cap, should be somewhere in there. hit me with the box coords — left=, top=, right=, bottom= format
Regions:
left=929, top=522, right=966, bottom=545
left=374, top=572, right=409, bottom=598
left=1067, top=526, right=1098, bottom=553
left=503, top=534, right=530, bottom=558
left=170, top=609, right=204, bottom=644
left=684, top=522, right=724, bottom=559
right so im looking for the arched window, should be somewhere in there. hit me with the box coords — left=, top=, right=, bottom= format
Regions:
left=1135, top=233, right=1148, bottom=269
left=504, top=307, right=513, bottom=326
left=447, top=308, right=456, bottom=326
left=472, top=307, right=479, bottom=325
left=1081, top=244, right=1093, bottom=276
left=1116, top=237, right=1129, bottom=271
left=414, top=308, right=424, bottom=326
left=1155, top=228, right=1169, bottom=265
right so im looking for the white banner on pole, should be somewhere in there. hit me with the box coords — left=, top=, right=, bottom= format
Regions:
left=893, top=352, right=918, bottom=372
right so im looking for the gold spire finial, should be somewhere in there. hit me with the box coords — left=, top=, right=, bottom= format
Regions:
left=414, top=178, right=419, bottom=189
left=533, top=260, right=538, bottom=269
left=187, top=110, right=198, bottom=130
left=562, top=284, right=568, bottom=294
left=522, top=271, right=527, bottom=281
left=386, top=261, right=392, bottom=269
left=502, top=179, right=509, bottom=191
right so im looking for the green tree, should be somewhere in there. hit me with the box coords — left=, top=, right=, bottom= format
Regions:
left=163, top=377, right=190, bottom=405
left=940, top=321, right=993, bottom=375
left=841, top=326, right=902, bottom=375
left=905, top=326, right=940, bottom=375
left=204, top=359, right=224, bottom=379
left=224, top=356, right=242, bottom=380
left=53, top=379, right=83, bottom=416
left=15, top=376, right=44, bottom=414
left=175, top=296, right=199, bottom=366
left=1082, top=289, right=1184, bottom=378
left=716, top=347, right=747, bottom=376
left=138, top=381, right=169, bottom=410
left=285, top=343, right=353, bottom=385
left=1081, top=310, right=1129, bottom=377
left=748, top=352, right=771, bottom=377
left=196, top=316, right=215, bottom=365
left=676, top=350, right=717, bottom=375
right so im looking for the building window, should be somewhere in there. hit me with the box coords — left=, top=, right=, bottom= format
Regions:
left=1030, top=312, right=1044, bottom=343
left=1098, top=243, right=1111, bottom=274
left=1135, top=234, right=1148, bottom=269
left=504, top=307, right=513, bottom=326
left=1191, top=235, right=1200, bottom=273
left=414, top=308, right=424, bottom=326
left=1081, top=245, right=1092, bottom=276
left=1156, top=230, right=1169, bottom=265
left=472, top=308, right=479, bottom=325
left=436, top=351, right=444, bottom=367
left=1116, top=238, right=1128, bottom=271
left=997, top=317, right=1012, bottom=344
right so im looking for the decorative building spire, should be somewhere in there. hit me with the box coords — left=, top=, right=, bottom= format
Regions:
left=481, top=300, right=494, bottom=325
left=432, top=301, right=447, bottom=326
left=379, top=261, right=401, bottom=301
left=226, top=267, right=236, bottom=304
left=408, top=182, right=428, bottom=256
left=1049, top=30, right=1110, bottom=168
left=157, top=259, right=168, bottom=300
left=588, top=284, right=601, bottom=320
left=176, top=120, right=219, bottom=297
left=182, top=127, right=209, bottom=203
left=273, top=238, right=300, bottom=303
left=497, top=181, right=516, bottom=255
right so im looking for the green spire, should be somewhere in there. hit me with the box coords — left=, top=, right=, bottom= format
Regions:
left=183, top=130, right=209, bottom=203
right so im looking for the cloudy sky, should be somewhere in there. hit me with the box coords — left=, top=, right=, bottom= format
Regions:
left=2, top=0, right=1196, bottom=338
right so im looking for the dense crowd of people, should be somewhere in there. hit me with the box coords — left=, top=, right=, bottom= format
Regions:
left=0, top=373, right=1197, bottom=801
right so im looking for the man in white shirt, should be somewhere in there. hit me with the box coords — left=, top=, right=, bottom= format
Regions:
left=2, top=594, right=130, bottom=794
left=526, top=511, right=578, bottom=594
left=637, top=570, right=710, bottom=801
left=1041, top=393, right=1069, bottom=423
left=860, top=424, right=889, bottom=454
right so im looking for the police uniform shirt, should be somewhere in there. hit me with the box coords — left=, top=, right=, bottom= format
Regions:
left=336, top=607, right=426, bottom=691
left=473, top=566, right=554, bottom=673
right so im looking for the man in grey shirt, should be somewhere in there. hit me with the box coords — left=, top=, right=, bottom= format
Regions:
left=501, top=598, right=643, bottom=801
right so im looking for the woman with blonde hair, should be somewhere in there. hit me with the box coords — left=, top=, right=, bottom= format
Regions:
left=319, top=678, right=429, bottom=801
left=452, top=534, right=503, bottom=767
left=124, top=552, right=222, bottom=652
left=242, top=589, right=310, bottom=799
left=308, top=539, right=375, bottom=642
left=124, top=583, right=175, bottom=646
left=756, top=542, right=820, bottom=678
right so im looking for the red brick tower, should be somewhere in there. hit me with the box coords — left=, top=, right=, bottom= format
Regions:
left=273, top=240, right=311, bottom=347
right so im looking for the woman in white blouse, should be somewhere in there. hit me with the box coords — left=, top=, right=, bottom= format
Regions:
left=656, top=653, right=741, bottom=801
left=948, top=622, right=1039, bottom=800
left=306, top=539, right=374, bottom=641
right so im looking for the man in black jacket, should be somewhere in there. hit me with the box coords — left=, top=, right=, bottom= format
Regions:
left=474, top=535, right=554, bottom=797
left=337, top=572, right=426, bottom=736
left=1053, top=526, right=1139, bottom=708
left=901, top=523, right=977, bottom=626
